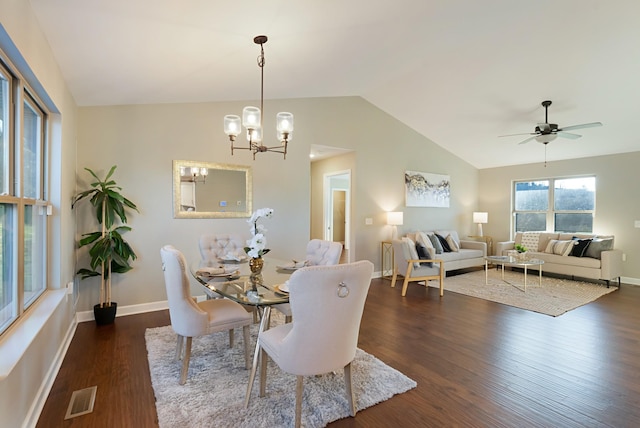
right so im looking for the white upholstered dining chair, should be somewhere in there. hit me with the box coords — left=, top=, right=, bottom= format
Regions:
left=273, top=239, right=344, bottom=322
left=160, top=245, right=253, bottom=385
left=198, top=233, right=246, bottom=261
left=253, top=260, right=373, bottom=427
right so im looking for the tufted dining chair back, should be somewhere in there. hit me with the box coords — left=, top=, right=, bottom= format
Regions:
left=254, top=260, right=374, bottom=427
left=306, top=239, right=343, bottom=266
left=198, top=234, right=246, bottom=261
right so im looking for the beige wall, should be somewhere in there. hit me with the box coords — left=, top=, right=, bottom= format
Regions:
left=478, top=151, right=640, bottom=281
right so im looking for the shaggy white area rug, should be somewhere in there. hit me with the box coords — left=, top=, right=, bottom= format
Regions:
left=426, top=269, right=617, bottom=316
left=145, top=315, right=416, bottom=427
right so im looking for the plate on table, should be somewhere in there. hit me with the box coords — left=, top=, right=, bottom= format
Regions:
left=276, top=261, right=309, bottom=271
left=274, top=282, right=290, bottom=294
left=219, top=255, right=248, bottom=264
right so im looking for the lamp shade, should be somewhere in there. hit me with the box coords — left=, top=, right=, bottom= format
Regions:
left=473, top=212, right=488, bottom=224
left=387, top=211, right=404, bottom=226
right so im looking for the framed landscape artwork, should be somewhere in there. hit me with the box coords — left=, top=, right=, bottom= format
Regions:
left=404, top=170, right=450, bottom=207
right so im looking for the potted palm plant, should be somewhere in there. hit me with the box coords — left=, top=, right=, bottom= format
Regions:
left=72, top=165, right=138, bottom=325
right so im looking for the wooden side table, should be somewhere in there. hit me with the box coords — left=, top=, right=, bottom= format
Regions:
left=381, top=241, right=394, bottom=280
left=468, top=235, right=493, bottom=256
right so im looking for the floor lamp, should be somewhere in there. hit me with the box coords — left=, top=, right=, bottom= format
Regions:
left=473, top=212, right=488, bottom=237
left=387, top=211, right=403, bottom=240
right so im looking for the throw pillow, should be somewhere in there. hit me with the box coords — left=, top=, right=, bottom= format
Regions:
left=544, top=239, right=575, bottom=256
left=570, top=237, right=592, bottom=257
left=445, top=234, right=459, bottom=252
left=402, top=237, right=421, bottom=269
left=434, top=233, right=452, bottom=252
left=520, top=232, right=541, bottom=253
left=428, top=233, right=444, bottom=254
left=585, top=238, right=614, bottom=259
left=415, top=231, right=435, bottom=254
left=415, top=243, right=434, bottom=267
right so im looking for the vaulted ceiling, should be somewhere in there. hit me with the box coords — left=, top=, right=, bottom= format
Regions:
left=30, top=0, right=640, bottom=168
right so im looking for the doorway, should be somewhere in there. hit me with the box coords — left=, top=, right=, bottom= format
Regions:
left=323, top=170, right=351, bottom=262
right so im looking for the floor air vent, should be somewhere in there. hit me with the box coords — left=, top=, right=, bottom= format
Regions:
left=64, top=386, right=97, bottom=420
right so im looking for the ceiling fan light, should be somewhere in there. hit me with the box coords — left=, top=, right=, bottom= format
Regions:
left=535, top=134, right=557, bottom=143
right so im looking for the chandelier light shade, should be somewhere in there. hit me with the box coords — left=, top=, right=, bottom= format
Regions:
left=473, top=211, right=488, bottom=237
left=180, top=166, right=208, bottom=183
left=224, top=35, right=293, bottom=160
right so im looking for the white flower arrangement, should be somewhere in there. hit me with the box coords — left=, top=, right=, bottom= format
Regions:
left=244, top=208, right=274, bottom=258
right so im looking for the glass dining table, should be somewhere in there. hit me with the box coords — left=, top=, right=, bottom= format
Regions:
left=190, top=257, right=296, bottom=408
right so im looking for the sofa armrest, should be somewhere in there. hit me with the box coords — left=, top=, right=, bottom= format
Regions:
left=459, top=240, right=486, bottom=257
left=601, top=249, right=623, bottom=281
left=495, top=240, right=515, bottom=256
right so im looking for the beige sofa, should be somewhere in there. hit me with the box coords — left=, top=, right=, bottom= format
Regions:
left=495, top=232, right=623, bottom=287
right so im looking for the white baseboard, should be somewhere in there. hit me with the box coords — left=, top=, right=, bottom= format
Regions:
left=76, top=300, right=170, bottom=323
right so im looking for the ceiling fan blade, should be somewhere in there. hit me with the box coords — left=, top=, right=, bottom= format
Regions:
left=557, top=131, right=582, bottom=140
left=499, top=132, right=535, bottom=137
left=558, top=122, right=603, bottom=132
left=517, top=136, right=537, bottom=145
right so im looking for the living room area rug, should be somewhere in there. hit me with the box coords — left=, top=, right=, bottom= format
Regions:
left=145, top=315, right=416, bottom=428
left=427, top=269, right=617, bottom=316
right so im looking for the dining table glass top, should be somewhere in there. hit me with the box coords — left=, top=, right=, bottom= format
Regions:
left=190, top=257, right=294, bottom=306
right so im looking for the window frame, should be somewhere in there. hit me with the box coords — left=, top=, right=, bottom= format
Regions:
left=512, top=176, right=596, bottom=237
left=0, top=54, right=50, bottom=335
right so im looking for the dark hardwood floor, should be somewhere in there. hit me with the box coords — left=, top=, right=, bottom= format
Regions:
left=37, top=276, right=640, bottom=427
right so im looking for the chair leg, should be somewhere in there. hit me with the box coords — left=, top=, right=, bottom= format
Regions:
left=229, top=329, right=235, bottom=348
left=295, top=375, right=304, bottom=428
left=401, top=277, right=411, bottom=297
left=259, top=348, right=268, bottom=397
left=179, top=336, right=192, bottom=385
left=391, top=268, right=398, bottom=288
left=285, top=315, right=292, bottom=323
left=344, top=362, right=356, bottom=417
left=175, top=334, right=184, bottom=361
left=243, top=325, right=251, bottom=369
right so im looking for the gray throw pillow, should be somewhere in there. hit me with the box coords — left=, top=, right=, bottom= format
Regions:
left=585, top=238, right=613, bottom=259
left=428, top=233, right=443, bottom=254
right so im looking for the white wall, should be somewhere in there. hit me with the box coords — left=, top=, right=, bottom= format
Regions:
left=478, top=151, right=640, bottom=281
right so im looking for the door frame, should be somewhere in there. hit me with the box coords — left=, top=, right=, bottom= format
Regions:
left=323, top=170, right=351, bottom=261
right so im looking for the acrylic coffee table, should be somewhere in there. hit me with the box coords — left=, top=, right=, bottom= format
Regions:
left=484, top=255, right=544, bottom=291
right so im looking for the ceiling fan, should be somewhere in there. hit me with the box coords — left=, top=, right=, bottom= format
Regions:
left=499, top=100, right=603, bottom=145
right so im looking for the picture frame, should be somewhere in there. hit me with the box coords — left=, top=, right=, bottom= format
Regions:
left=404, top=170, right=450, bottom=207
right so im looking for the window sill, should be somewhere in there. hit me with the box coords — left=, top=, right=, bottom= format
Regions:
left=0, top=289, right=67, bottom=380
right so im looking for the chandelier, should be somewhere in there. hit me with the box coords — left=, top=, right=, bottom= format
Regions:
left=223, top=35, right=294, bottom=160
left=180, top=166, right=208, bottom=183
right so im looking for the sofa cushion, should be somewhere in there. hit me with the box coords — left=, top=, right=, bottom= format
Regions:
left=436, top=230, right=460, bottom=246
left=415, top=243, right=433, bottom=267
left=446, top=234, right=460, bottom=252
left=401, top=237, right=421, bottom=269
left=570, top=238, right=592, bottom=257
left=415, top=231, right=436, bottom=259
left=530, top=251, right=602, bottom=268
left=545, top=239, right=575, bottom=256
left=435, top=233, right=452, bottom=252
left=520, top=232, right=541, bottom=253
left=428, top=233, right=444, bottom=254
left=585, top=238, right=614, bottom=259
left=537, top=233, right=560, bottom=251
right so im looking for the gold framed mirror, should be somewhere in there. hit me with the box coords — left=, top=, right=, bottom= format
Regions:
left=173, top=160, right=252, bottom=218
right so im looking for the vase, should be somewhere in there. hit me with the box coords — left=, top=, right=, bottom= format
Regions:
left=249, top=257, right=264, bottom=275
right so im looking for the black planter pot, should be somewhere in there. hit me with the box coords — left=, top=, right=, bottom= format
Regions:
left=94, top=302, right=118, bottom=325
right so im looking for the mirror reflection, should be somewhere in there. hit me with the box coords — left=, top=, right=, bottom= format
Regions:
left=173, top=160, right=252, bottom=218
